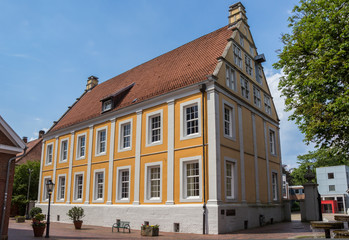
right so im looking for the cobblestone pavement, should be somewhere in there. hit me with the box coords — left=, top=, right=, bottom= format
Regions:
left=8, top=215, right=323, bottom=240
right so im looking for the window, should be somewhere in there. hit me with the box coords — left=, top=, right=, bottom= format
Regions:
left=257, top=65, right=263, bottom=85
left=226, top=161, right=236, bottom=199
left=185, top=105, right=199, bottom=136
left=269, top=129, right=276, bottom=155
left=253, top=86, right=261, bottom=108
left=74, top=174, right=83, bottom=201
left=328, top=173, right=334, bottom=179
left=77, top=134, right=86, bottom=159
left=180, top=99, right=201, bottom=140
left=96, top=128, right=107, bottom=155
left=185, top=162, right=200, bottom=198
left=329, top=185, right=336, bottom=191
left=118, top=119, right=133, bottom=152
left=102, top=99, right=112, bottom=112
left=223, top=104, right=234, bottom=139
left=249, top=45, right=254, bottom=56
left=233, top=44, right=242, bottom=68
left=180, top=156, right=202, bottom=202
left=225, top=64, right=236, bottom=91
left=264, top=94, right=271, bottom=115
left=120, top=170, right=130, bottom=199
left=116, top=166, right=131, bottom=202
left=94, top=171, right=104, bottom=201
left=146, top=110, right=163, bottom=146
left=240, top=34, right=244, bottom=47
left=43, top=177, right=51, bottom=201
left=46, top=144, right=53, bottom=165
left=57, top=175, right=66, bottom=201
left=60, top=139, right=68, bottom=162
left=245, top=54, right=253, bottom=76
left=272, top=172, right=278, bottom=201
left=148, top=167, right=160, bottom=199
left=240, top=77, right=250, bottom=99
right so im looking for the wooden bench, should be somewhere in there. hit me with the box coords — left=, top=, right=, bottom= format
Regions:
left=112, top=220, right=131, bottom=233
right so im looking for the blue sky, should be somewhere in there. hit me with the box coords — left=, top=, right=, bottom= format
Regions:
left=0, top=0, right=314, bottom=168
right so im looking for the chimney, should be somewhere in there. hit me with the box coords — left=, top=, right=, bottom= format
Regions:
left=23, top=136, right=28, bottom=143
left=228, top=2, right=247, bottom=25
left=39, top=130, right=45, bottom=138
left=86, top=75, right=99, bottom=91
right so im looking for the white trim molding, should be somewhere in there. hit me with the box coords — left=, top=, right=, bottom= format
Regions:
left=37, top=140, right=45, bottom=201
left=52, top=137, right=59, bottom=202
left=179, top=156, right=202, bottom=203
left=45, top=142, right=54, bottom=166
left=133, top=110, right=142, bottom=205
left=85, top=125, right=94, bottom=204
left=115, top=165, right=131, bottom=203
left=166, top=100, right=175, bottom=205
left=66, top=132, right=75, bottom=204
left=144, top=161, right=163, bottom=203
left=107, top=118, right=116, bottom=205
left=145, top=109, right=164, bottom=147
left=117, top=118, right=133, bottom=152
left=180, top=98, right=202, bottom=141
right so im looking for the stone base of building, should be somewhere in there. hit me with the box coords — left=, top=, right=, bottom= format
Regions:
left=36, top=202, right=289, bottom=234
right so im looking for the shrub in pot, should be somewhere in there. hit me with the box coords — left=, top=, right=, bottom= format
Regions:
left=30, top=207, right=42, bottom=219
left=15, top=215, right=26, bottom=223
left=67, top=207, right=85, bottom=229
left=32, top=213, right=46, bottom=237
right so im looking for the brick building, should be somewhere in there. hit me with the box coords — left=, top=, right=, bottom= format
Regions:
left=16, top=130, right=45, bottom=165
left=0, top=116, right=26, bottom=240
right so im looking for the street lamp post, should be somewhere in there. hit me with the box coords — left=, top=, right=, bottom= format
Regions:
left=45, top=180, right=54, bottom=238
left=25, top=168, right=33, bottom=219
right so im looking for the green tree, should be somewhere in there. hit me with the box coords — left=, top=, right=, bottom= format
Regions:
left=291, top=147, right=348, bottom=185
left=274, top=0, right=349, bottom=156
left=12, top=161, right=40, bottom=215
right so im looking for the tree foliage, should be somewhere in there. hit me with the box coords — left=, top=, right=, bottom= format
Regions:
left=291, top=147, right=348, bottom=185
left=12, top=161, right=40, bottom=215
left=274, top=0, right=349, bottom=156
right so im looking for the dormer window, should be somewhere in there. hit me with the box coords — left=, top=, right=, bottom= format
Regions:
left=102, top=99, right=112, bottom=112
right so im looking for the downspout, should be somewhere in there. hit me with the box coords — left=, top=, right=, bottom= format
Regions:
left=0, top=147, right=27, bottom=238
left=200, top=84, right=207, bottom=235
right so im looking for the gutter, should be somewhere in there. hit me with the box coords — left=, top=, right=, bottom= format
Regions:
left=200, top=84, right=207, bottom=234
left=0, top=147, right=27, bottom=238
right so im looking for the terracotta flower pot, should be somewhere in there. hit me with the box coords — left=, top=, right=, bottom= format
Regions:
left=32, top=224, right=46, bottom=237
left=74, top=220, right=83, bottom=229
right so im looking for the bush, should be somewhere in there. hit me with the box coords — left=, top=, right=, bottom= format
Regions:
left=67, top=207, right=85, bottom=222
left=291, top=201, right=300, bottom=212
left=30, top=207, right=42, bottom=218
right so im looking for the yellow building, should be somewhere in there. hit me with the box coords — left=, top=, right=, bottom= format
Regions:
left=37, top=2, right=289, bottom=234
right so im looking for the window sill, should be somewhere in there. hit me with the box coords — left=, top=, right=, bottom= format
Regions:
left=180, top=133, right=201, bottom=141
left=118, top=147, right=132, bottom=153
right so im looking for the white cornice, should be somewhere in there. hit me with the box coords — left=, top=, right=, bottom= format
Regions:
left=0, top=144, right=23, bottom=154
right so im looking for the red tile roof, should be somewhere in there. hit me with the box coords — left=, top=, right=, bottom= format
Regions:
left=16, top=138, right=42, bottom=163
left=50, top=25, right=233, bottom=133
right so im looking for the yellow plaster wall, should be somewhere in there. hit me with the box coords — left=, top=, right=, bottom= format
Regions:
left=244, top=154, right=256, bottom=203
left=112, top=158, right=135, bottom=204
left=91, top=122, right=111, bottom=163
left=255, top=115, right=266, bottom=159
left=139, top=153, right=167, bottom=204
left=242, top=107, right=253, bottom=155
left=258, top=158, right=268, bottom=203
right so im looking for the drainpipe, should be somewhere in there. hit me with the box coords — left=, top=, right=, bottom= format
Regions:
left=0, top=147, right=27, bottom=238
left=200, top=84, right=207, bottom=234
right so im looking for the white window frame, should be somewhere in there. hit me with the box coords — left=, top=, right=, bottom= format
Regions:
left=222, top=99, right=236, bottom=141
left=118, top=118, right=133, bottom=152
left=56, top=174, right=66, bottom=202
left=224, top=158, right=238, bottom=201
left=179, top=156, right=202, bottom=202
left=45, top=143, right=53, bottom=166
left=115, top=165, right=131, bottom=203
left=59, top=138, right=69, bottom=163
left=92, top=169, right=105, bottom=203
left=272, top=171, right=278, bottom=201
left=95, top=126, right=107, bottom=156
left=180, top=98, right=201, bottom=141
left=42, top=176, right=51, bottom=202
left=269, top=127, right=277, bottom=156
left=73, top=172, right=84, bottom=202
left=245, top=54, right=253, bottom=76
left=76, top=133, right=87, bottom=160
left=144, top=162, right=163, bottom=203
left=102, top=99, right=112, bottom=112
left=240, top=76, right=250, bottom=100
left=264, top=94, right=272, bottom=115
left=253, top=86, right=261, bottom=108
left=225, top=64, right=236, bottom=91
left=233, top=44, right=242, bottom=68
left=145, top=110, right=163, bottom=147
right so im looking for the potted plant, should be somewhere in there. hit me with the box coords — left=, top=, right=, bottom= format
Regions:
left=30, top=207, right=42, bottom=224
left=67, top=206, right=85, bottom=229
left=15, top=215, right=26, bottom=223
left=32, top=213, right=46, bottom=237
left=141, top=224, right=159, bottom=236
